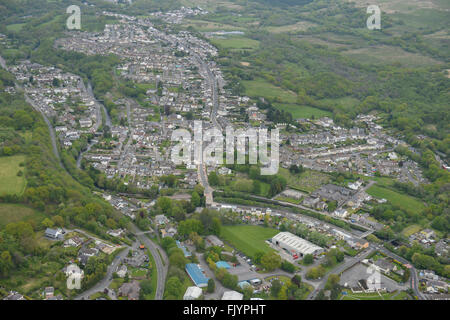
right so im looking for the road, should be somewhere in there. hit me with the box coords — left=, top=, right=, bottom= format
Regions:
left=130, top=223, right=168, bottom=300
left=75, top=242, right=134, bottom=300
left=307, top=247, right=374, bottom=300
left=378, top=246, right=426, bottom=300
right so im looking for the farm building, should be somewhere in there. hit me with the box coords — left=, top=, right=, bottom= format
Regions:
left=272, top=232, right=323, bottom=257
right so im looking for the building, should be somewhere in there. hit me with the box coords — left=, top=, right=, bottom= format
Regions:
left=215, top=261, right=231, bottom=269
left=185, top=263, right=209, bottom=288
left=176, top=240, right=192, bottom=258
left=183, top=286, right=203, bottom=300
left=45, top=228, right=64, bottom=240
left=222, top=290, right=243, bottom=300
left=272, top=232, right=323, bottom=257
left=205, top=235, right=224, bottom=247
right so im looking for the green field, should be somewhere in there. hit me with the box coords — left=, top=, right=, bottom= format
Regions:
left=366, top=185, right=425, bottom=214
left=6, top=23, right=26, bottom=32
left=401, top=224, right=422, bottom=237
left=220, top=225, right=279, bottom=258
left=340, top=290, right=404, bottom=300
left=279, top=168, right=331, bottom=193
left=273, top=103, right=332, bottom=119
left=0, top=203, right=46, bottom=228
left=210, top=36, right=259, bottom=50
left=0, top=155, right=27, bottom=195
left=242, top=79, right=298, bottom=103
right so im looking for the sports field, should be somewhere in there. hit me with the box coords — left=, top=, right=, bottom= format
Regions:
left=220, top=225, right=279, bottom=258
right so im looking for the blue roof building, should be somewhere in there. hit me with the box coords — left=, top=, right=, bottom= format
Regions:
left=185, top=263, right=209, bottom=288
left=215, top=261, right=231, bottom=269
left=176, top=240, right=192, bottom=258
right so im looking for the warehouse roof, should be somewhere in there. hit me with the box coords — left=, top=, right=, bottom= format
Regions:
left=185, top=263, right=209, bottom=287
left=222, top=290, right=243, bottom=300
left=272, top=232, right=323, bottom=255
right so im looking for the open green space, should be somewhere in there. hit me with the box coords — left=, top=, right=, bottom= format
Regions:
left=273, top=103, right=331, bottom=119
left=366, top=185, right=425, bottom=214
left=0, top=203, right=46, bottom=228
left=210, top=36, right=259, bottom=51
left=242, top=79, right=297, bottom=103
left=220, top=225, right=278, bottom=258
left=279, top=168, right=331, bottom=193
left=0, top=155, right=27, bottom=195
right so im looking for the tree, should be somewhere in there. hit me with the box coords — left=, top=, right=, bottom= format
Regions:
left=140, top=279, right=153, bottom=299
left=0, top=251, right=13, bottom=276
left=281, top=260, right=296, bottom=273
left=207, top=279, right=215, bottom=293
left=165, top=276, right=183, bottom=299
left=260, top=252, right=281, bottom=271
left=191, top=191, right=201, bottom=208
left=41, top=218, right=54, bottom=229
left=208, top=172, right=220, bottom=186
left=270, top=279, right=282, bottom=297
left=302, top=254, right=314, bottom=265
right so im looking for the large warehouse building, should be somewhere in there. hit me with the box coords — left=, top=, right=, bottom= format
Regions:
left=272, top=232, right=323, bottom=257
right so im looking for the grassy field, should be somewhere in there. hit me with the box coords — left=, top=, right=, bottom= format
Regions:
left=401, top=224, right=422, bottom=237
left=0, top=155, right=27, bottom=195
left=273, top=103, right=332, bottom=119
left=210, top=36, right=259, bottom=51
left=0, top=204, right=46, bottom=228
left=366, top=185, right=425, bottom=214
left=279, top=168, right=331, bottom=193
left=340, top=290, right=402, bottom=300
left=243, top=79, right=298, bottom=104
left=6, top=23, right=26, bottom=32
left=220, top=225, right=278, bottom=258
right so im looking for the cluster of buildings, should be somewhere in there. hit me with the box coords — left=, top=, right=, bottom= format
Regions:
left=8, top=61, right=100, bottom=148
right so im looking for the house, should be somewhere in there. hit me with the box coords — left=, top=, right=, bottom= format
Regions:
left=45, top=228, right=64, bottom=240
left=421, top=229, right=435, bottom=239
left=3, top=291, right=25, bottom=300
left=155, top=214, right=169, bottom=226
left=183, top=286, right=203, bottom=300
left=205, top=235, right=224, bottom=247
left=117, top=265, right=128, bottom=278
left=43, top=287, right=54, bottom=299
left=64, top=236, right=83, bottom=247
left=118, top=280, right=141, bottom=300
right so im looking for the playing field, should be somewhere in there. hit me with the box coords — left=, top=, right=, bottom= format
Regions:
left=220, top=225, right=279, bottom=258
left=0, top=155, right=27, bottom=195
left=366, top=185, right=425, bottom=214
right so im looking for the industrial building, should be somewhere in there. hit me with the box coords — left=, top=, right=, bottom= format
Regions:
left=183, top=286, right=203, bottom=300
left=272, top=232, right=323, bottom=257
left=185, top=263, right=209, bottom=288
left=222, top=290, right=243, bottom=300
